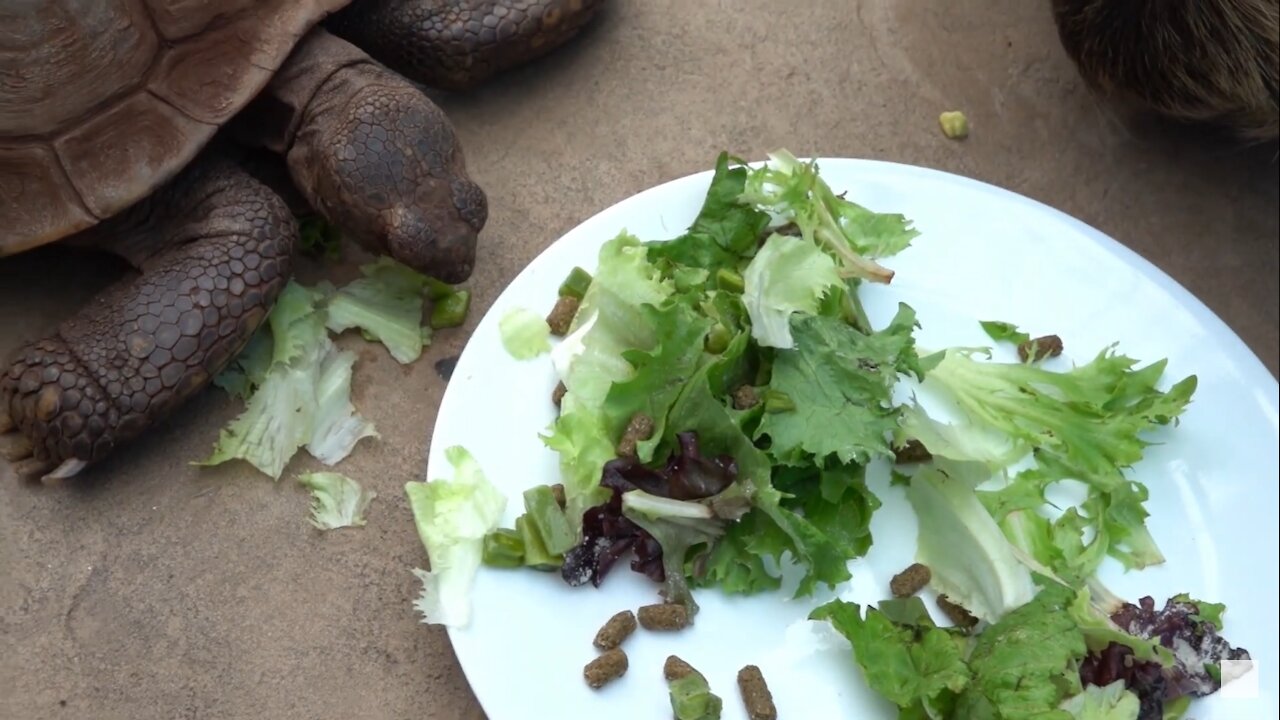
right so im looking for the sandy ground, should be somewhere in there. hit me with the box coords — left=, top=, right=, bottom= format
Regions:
left=2, top=2, right=1276, bottom=719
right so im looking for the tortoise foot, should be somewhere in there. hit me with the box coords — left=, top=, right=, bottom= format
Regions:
left=1, top=157, right=296, bottom=484
left=327, top=0, right=608, bottom=91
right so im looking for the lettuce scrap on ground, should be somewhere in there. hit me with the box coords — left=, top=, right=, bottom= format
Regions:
left=297, top=471, right=376, bottom=530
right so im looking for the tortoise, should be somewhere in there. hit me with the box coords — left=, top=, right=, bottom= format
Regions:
left=1051, top=0, right=1279, bottom=142
left=0, top=0, right=606, bottom=483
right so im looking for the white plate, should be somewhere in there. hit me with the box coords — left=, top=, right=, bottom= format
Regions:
left=428, top=159, right=1280, bottom=720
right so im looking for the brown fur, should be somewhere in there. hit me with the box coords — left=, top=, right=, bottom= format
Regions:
left=1051, top=0, right=1279, bottom=142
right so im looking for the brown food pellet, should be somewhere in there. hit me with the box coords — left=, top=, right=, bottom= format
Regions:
left=893, top=439, right=932, bottom=465
left=592, top=610, right=637, bottom=650
left=937, top=594, right=979, bottom=629
left=546, top=295, right=580, bottom=337
left=584, top=648, right=628, bottom=689
left=737, top=665, right=777, bottom=720
left=1018, top=334, right=1064, bottom=363
left=550, top=483, right=567, bottom=510
left=664, top=655, right=703, bottom=682
left=890, top=563, right=932, bottom=598
left=616, top=413, right=655, bottom=458
left=552, top=381, right=567, bottom=407
left=732, top=385, right=760, bottom=410
left=637, top=602, right=689, bottom=631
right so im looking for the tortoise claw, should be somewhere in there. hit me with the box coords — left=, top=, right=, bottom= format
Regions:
left=1, top=434, right=33, bottom=462
left=13, top=457, right=55, bottom=481
left=41, top=458, right=88, bottom=485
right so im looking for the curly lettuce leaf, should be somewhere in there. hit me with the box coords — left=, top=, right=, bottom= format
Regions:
left=754, top=304, right=926, bottom=466
left=498, top=307, right=552, bottom=360
left=740, top=149, right=918, bottom=282
left=324, top=257, right=435, bottom=364
left=741, top=233, right=841, bottom=349
left=406, top=446, right=507, bottom=629
left=914, top=346, right=1196, bottom=573
left=297, top=471, right=376, bottom=530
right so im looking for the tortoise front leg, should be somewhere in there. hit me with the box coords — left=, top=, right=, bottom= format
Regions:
left=326, top=0, right=608, bottom=92
left=0, top=158, right=296, bottom=484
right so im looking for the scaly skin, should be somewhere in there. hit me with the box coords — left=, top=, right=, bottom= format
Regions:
left=2, top=1, right=606, bottom=482
left=0, top=158, right=296, bottom=483
left=328, top=0, right=608, bottom=91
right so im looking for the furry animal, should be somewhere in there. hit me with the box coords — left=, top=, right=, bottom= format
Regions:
left=1051, top=0, right=1279, bottom=142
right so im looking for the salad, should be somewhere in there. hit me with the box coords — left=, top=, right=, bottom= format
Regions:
left=406, top=150, right=1252, bottom=719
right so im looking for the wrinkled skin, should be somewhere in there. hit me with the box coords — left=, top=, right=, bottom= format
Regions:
left=1, top=0, right=607, bottom=483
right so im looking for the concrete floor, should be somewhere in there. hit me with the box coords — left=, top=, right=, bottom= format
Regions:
left=2, top=2, right=1276, bottom=719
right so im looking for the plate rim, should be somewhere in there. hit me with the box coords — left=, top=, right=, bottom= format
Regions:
left=432, top=156, right=1280, bottom=718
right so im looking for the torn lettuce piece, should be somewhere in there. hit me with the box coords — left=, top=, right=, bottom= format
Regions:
left=297, top=471, right=376, bottom=530
left=620, top=489, right=737, bottom=615
left=406, top=446, right=507, bottom=628
left=1060, top=681, right=1140, bottom=720
left=740, top=149, right=918, bottom=282
left=907, top=466, right=1037, bottom=624
left=325, top=257, right=434, bottom=364
left=268, top=281, right=330, bottom=367
left=298, top=215, right=342, bottom=261
left=197, top=341, right=322, bottom=479
left=305, top=345, right=378, bottom=465
left=741, top=233, right=841, bottom=349
left=498, top=307, right=552, bottom=360
left=979, top=320, right=1032, bottom=347
left=198, top=335, right=376, bottom=479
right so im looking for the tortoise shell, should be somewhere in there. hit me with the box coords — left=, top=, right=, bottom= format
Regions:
left=0, top=0, right=351, bottom=256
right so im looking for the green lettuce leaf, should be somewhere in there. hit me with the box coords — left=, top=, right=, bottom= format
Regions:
left=755, top=304, right=926, bottom=466
left=1059, top=681, right=1140, bottom=720
left=324, top=257, right=434, bottom=364
left=646, top=151, right=770, bottom=272
left=498, top=307, right=552, bottom=360
left=297, top=471, right=376, bottom=530
left=406, top=446, right=508, bottom=628
left=980, top=320, right=1032, bottom=347
left=543, top=231, right=677, bottom=521
left=198, top=282, right=376, bottom=478
left=916, top=346, right=1197, bottom=573
left=741, top=233, right=841, bottom=349
left=907, top=465, right=1037, bottom=624
left=953, top=583, right=1088, bottom=719
left=810, top=599, right=970, bottom=716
